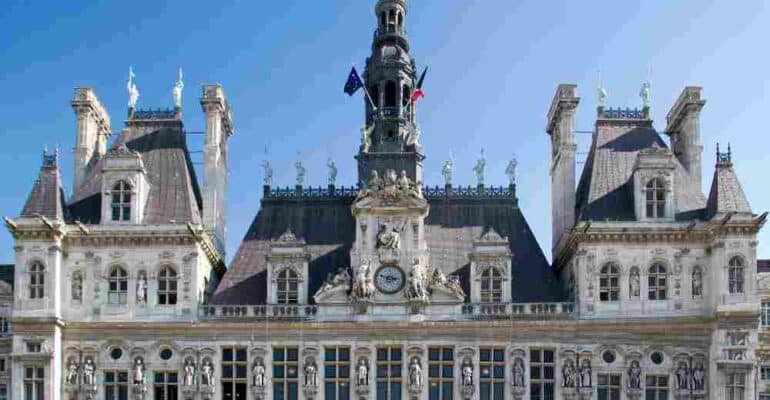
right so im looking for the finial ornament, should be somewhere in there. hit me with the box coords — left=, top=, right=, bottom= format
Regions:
left=597, top=71, right=607, bottom=107
left=262, top=160, right=273, bottom=186
left=505, top=157, right=518, bottom=186
left=173, top=68, right=184, bottom=109
left=473, top=149, right=486, bottom=186
left=127, top=66, right=139, bottom=109
left=640, top=81, right=651, bottom=108
left=327, top=158, right=338, bottom=186
left=295, top=158, right=306, bottom=186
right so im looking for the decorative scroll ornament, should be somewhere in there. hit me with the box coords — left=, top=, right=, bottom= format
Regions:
left=173, top=68, right=184, bottom=109
left=473, top=149, right=486, bottom=186
left=127, top=66, right=139, bottom=109
left=505, top=158, right=517, bottom=186
left=327, top=158, right=338, bottom=186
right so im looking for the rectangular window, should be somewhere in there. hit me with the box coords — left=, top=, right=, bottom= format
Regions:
left=0, top=358, right=6, bottom=372
left=325, top=346, right=351, bottom=400
left=645, top=375, right=668, bottom=400
left=529, top=349, right=555, bottom=400
left=376, top=346, right=402, bottom=400
left=597, top=374, right=621, bottom=400
left=26, top=342, right=41, bottom=353
left=104, top=370, right=128, bottom=400
left=726, top=372, right=745, bottom=400
left=0, top=383, right=7, bottom=400
left=222, top=347, right=247, bottom=400
left=154, top=371, right=178, bottom=400
left=273, top=347, right=299, bottom=400
left=428, top=347, right=454, bottom=400
left=0, top=317, right=10, bottom=334
left=762, top=366, right=770, bottom=381
left=760, top=394, right=770, bottom=400
left=23, top=366, right=45, bottom=400
left=479, top=347, right=505, bottom=400
left=763, top=302, right=770, bottom=327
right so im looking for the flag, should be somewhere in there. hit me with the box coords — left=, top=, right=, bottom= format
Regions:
left=344, top=66, right=364, bottom=96
left=410, top=66, right=428, bottom=103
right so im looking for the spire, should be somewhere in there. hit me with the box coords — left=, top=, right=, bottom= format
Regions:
left=20, top=147, right=65, bottom=220
left=705, top=143, right=751, bottom=220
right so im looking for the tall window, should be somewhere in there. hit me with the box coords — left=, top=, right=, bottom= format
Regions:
left=645, top=178, right=666, bottom=218
left=480, top=268, right=503, bottom=303
left=108, top=266, right=128, bottom=305
left=597, top=374, right=621, bottom=400
left=376, top=346, right=402, bottom=400
left=428, top=347, right=453, bottom=400
left=0, top=383, right=7, bottom=400
left=325, top=347, right=351, bottom=400
left=761, top=366, right=770, bottom=380
left=222, top=348, right=247, bottom=400
left=104, top=370, right=128, bottom=400
left=29, top=261, right=45, bottom=299
left=726, top=372, right=745, bottom=400
left=153, top=371, right=178, bottom=400
left=273, top=347, right=299, bottom=400
left=158, top=266, right=178, bottom=305
left=648, top=264, right=667, bottom=300
left=111, top=180, right=132, bottom=222
left=644, top=375, right=668, bottom=400
left=728, top=256, right=745, bottom=294
left=762, top=302, right=770, bottom=327
left=599, top=263, right=620, bottom=301
left=276, top=269, right=299, bottom=305
left=0, top=317, right=10, bottom=334
left=23, top=366, right=44, bottom=400
left=529, top=349, right=555, bottom=400
left=385, top=81, right=397, bottom=107
left=479, top=348, right=505, bottom=400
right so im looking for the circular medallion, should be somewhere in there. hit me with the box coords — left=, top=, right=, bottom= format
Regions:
left=375, top=265, right=405, bottom=294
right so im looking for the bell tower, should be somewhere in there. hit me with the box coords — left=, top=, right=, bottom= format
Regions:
left=356, top=0, right=425, bottom=186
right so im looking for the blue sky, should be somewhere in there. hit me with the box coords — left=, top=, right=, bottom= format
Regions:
left=1, top=0, right=768, bottom=264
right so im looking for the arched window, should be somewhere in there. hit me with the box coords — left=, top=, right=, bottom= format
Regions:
left=728, top=256, right=745, bottom=294
left=111, top=181, right=132, bottom=222
left=480, top=267, right=503, bottom=303
left=158, top=266, right=178, bottom=305
left=385, top=81, right=397, bottom=107
left=397, top=12, right=403, bottom=28
left=29, top=261, right=45, bottom=299
left=370, top=86, right=379, bottom=108
left=644, top=178, right=666, bottom=218
left=402, top=84, right=411, bottom=107
left=599, top=262, right=620, bottom=301
left=276, top=269, right=299, bottom=304
left=692, top=266, right=703, bottom=298
left=380, top=12, right=386, bottom=28
left=648, top=264, right=667, bottom=300
left=108, top=266, right=128, bottom=305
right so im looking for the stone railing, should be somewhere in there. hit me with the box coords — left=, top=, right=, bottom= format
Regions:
left=263, top=185, right=517, bottom=200
left=423, top=185, right=516, bottom=199
left=199, top=304, right=319, bottom=320
left=461, top=302, right=575, bottom=319
left=266, top=185, right=359, bottom=199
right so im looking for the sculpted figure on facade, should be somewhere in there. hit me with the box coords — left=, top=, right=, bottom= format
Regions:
left=505, top=158, right=517, bottom=186
left=82, top=358, right=96, bottom=387
left=183, top=358, right=196, bottom=386
left=629, top=268, right=640, bottom=298
left=262, top=160, right=273, bottom=186
left=66, top=359, right=79, bottom=385
left=473, top=149, right=486, bottom=186
left=127, top=66, right=139, bottom=109
left=136, top=273, right=147, bottom=305
left=315, top=268, right=351, bottom=300
left=352, top=262, right=374, bottom=300
left=692, top=362, right=705, bottom=391
left=133, top=358, right=145, bottom=385
left=461, top=358, right=473, bottom=387
left=442, top=159, right=453, bottom=185
left=430, top=268, right=465, bottom=299
left=692, top=268, right=703, bottom=297
left=201, top=359, right=214, bottom=386
left=675, top=362, right=688, bottom=390
left=361, top=123, right=374, bottom=153
left=295, top=159, right=306, bottom=186
left=253, top=358, right=266, bottom=388
left=406, top=260, right=429, bottom=301
left=562, top=359, right=577, bottom=388
left=357, top=358, right=369, bottom=387
left=408, top=357, right=423, bottom=390
left=640, top=81, right=651, bottom=107
left=512, top=358, right=525, bottom=387
left=172, top=68, right=184, bottom=109
left=304, top=358, right=319, bottom=387
left=72, top=272, right=83, bottom=302
left=627, top=360, right=641, bottom=389
left=377, top=222, right=402, bottom=250
left=327, top=158, right=338, bottom=186
left=579, top=359, right=592, bottom=388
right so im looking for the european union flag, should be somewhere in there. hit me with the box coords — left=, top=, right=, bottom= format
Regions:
left=344, top=66, right=363, bottom=96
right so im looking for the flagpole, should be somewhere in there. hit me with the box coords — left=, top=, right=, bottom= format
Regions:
left=361, top=84, right=377, bottom=112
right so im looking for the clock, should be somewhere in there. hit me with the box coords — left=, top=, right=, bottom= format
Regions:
left=375, top=265, right=405, bottom=294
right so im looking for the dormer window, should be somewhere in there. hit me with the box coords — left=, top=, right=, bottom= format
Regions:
left=728, top=256, right=745, bottom=294
left=276, top=269, right=299, bottom=305
left=480, top=267, right=503, bottom=303
left=110, top=181, right=132, bottom=222
left=644, top=178, right=666, bottom=218
left=29, top=261, right=45, bottom=299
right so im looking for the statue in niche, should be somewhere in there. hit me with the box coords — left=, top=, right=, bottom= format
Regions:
left=692, top=268, right=703, bottom=297
left=629, top=269, right=640, bottom=298
left=201, top=359, right=214, bottom=386
left=66, top=359, right=79, bottom=385
left=627, top=360, right=641, bottom=389
left=316, top=268, right=351, bottom=299
left=132, top=358, right=145, bottom=385
left=183, top=359, right=196, bottom=386
left=72, top=273, right=83, bottom=303
left=473, top=149, right=486, bottom=186
left=406, top=260, right=429, bottom=301
left=304, top=358, right=319, bottom=387
left=327, top=158, right=338, bottom=186
left=356, top=358, right=369, bottom=387
left=461, top=359, right=473, bottom=387
left=692, top=363, right=705, bottom=391
left=562, top=359, right=577, bottom=388
left=408, top=357, right=422, bottom=389
left=579, top=359, right=592, bottom=388
left=253, top=359, right=266, bottom=387
left=675, top=362, right=689, bottom=390
left=353, top=263, right=375, bottom=300
left=377, top=222, right=402, bottom=250
left=512, top=358, right=525, bottom=387
left=136, top=273, right=147, bottom=305
left=442, top=159, right=453, bottom=185
left=83, top=358, right=96, bottom=386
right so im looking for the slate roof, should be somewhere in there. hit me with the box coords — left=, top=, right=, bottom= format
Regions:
left=20, top=153, right=66, bottom=220
left=575, top=117, right=706, bottom=221
left=758, top=259, right=770, bottom=273
left=0, top=265, right=14, bottom=288
left=213, top=194, right=563, bottom=305
left=705, top=157, right=751, bottom=219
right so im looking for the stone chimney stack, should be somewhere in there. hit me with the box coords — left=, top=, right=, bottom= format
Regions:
left=546, top=84, right=580, bottom=256
left=665, top=86, right=706, bottom=192
left=71, top=87, right=112, bottom=194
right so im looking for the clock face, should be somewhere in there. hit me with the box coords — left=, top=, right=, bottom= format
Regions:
left=375, top=265, right=405, bottom=294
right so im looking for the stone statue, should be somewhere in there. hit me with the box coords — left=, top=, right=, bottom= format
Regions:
left=692, top=362, right=705, bottom=391
left=692, top=269, right=702, bottom=297
left=136, top=274, right=147, bottom=305
left=597, top=85, right=607, bottom=108
left=505, top=158, right=518, bottom=186
left=461, top=361, right=473, bottom=387
left=442, top=159, right=453, bottom=185
left=304, top=358, right=319, bottom=387
left=295, top=159, right=306, bottom=186
left=562, top=359, right=577, bottom=388
left=201, top=359, right=214, bottom=386
left=253, top=359, right=266, bottom=387
left=396, top=170, right=410, bottom=192
left=183, top=359, right=196, bottom=386
left=72, top=274, right=83, bottom=302
left=356, top=358, right=369, bottom=387
left=430, top=268, right=465, bottom=299
left=579, top=359, right=592, bottom=388
left=361, top=123, right=374, bottom=153
left=353, top=263, right=374, bottom=300
left=675, top=362, right=688, bottom=390
left=315, top=268, right=351, bottom=299
left=173, top=68, right=184, bottom=109
left=640, top=81, right=651, bottom=108
left=66, top=360, right=79, bottom=385
left=262, top=160, right=273, bottom=186
left=127, top=66, right=139, bottom=109
left=406, top=124, right=421, bottom=147
left=512, top=358, right=525, bottom=387
left=408, top=357, right=422, bottom=389
left=83, top=358, right=96, bottom=386
left=327, top=158, right=338, bottom=186
left=132, top=358, right=145, bottom=385
left=407, top=260, right=429, bottom=301
left=627, top=360, right=641, bottom=389
left=629, top=269, right=640, bottom=298
left=473, top=149, right=486, bottom=186
left=377, top=222, right=402, bottom=250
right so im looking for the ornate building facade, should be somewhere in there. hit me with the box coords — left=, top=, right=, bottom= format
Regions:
left=3, top=1, right=767, bottom=400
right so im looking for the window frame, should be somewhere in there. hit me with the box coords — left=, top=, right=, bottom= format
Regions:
left=107, top=266, right=128, bottom=305
left=0, top=317, right=10, bottom=334
left=29, top=261, right=45, bottom=299
left=597, top=373, right=621, bottom=400
left=728, top=256, right=745, bottom=294
left=376, top=346, right=402, bottom=400
left=104, top=370, right=129, bottom=400
left=273, top=346, right=299, bottom=400
left=153, top=371, right=179, bottom=400
left=428, top=346, right=454, bottom=400
left=648, top=264, right=667, bottom=301
left=221, top=348, right=247, bottom=399
left=23, top=365, right=45, bottom=400
left=324, top=346, right=351, bottom=400
left=726, top=372, right=745, bottom=400
left=644, top=178, right=666, bottom=219
left=110, top=180, right=133, bottom=222
left=644, top=375, right=669, bottom=400
left=480, top=267, right=503, bottom=304
left=763, top=302, right=770, bottom=327
left=529, top=348, right=555, bottom=400
left=276, top=269, right=300, bottom=305
left=158, top=265, right=178, bottom=306
left=479, top=347, right=505, bottom=400
left=599, top=262, right=620, bottom=302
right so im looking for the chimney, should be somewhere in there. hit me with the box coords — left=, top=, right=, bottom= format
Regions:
left=665, top=86, right=706, bottom=191
left=71, top=87, right=112, bottom=193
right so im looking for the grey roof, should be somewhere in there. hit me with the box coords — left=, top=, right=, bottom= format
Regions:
left=21, top=153, right=66, bottom=220
left=705, top=158, right=751, bottom=219
left=758, top=259, right=770, bottom=273
left=67, top=118, right=202, bottom=224
left=575, top=117, right=706, bottom=221
left=213, top=193, right=563, bottom=305
left=0, top=265, right=14, bottom=288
